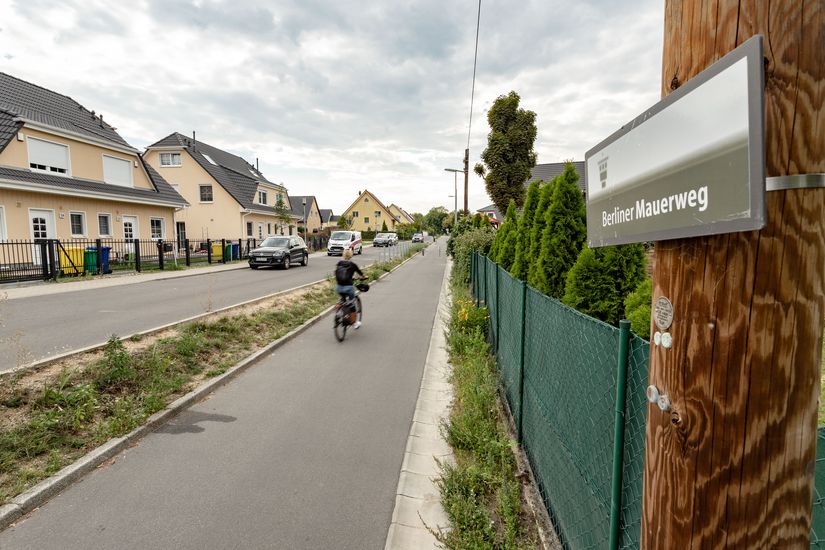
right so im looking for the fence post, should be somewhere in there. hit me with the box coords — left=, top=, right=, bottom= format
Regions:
left=483, top=255, right=488, bottom=306
left=95, top=238, right=103, bottom=275
left=206, top=239, right=212, bottom=264
left=157, top=240, right=165, bottom=270
left=494, top=263, right=500, bottom=352
left=50, top=240, right=58, bottom=281
left=39, top=240, right=50, bottom=280
left=221, top=238, right=226, bottom=264
left=609, top=319, right=631, bottom=550
left=184, top=239, right=191, bottom=266
left=518, top=279, right=527, bottom=442
left=134, top=239, right=141, bottom=273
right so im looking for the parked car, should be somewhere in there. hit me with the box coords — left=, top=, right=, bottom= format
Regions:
left=373, top=233, right=397, bottom=247
left=249, top=236, right=308, bottom=269
left=327, top=231, right=363, bottom=256
left=412, top=233, right=424, bottom=243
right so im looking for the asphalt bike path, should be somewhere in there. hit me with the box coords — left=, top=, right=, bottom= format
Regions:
left=0, top=246, right=393, bottom=371
left=0, top=241, right=448, bottom=549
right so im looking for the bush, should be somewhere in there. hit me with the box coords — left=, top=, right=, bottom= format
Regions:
left=450, top=227, right=495, bottom=284
left=526, top=179, right=557, bottom=287
left=492, top=200, right=518, bottom=270
left=562, top=243, right=646, bottom=325
left=510, top=180, right=541, bottom=281
left=625, top=277, right=652, bottom=338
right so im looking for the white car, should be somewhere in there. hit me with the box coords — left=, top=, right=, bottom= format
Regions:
left=327, top=230, right=363, bottom=256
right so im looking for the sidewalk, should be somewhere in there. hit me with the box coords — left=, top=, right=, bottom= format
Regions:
left=0, top=250, right=328, bottom=301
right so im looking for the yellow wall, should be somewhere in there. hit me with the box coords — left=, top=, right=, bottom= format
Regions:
left=0, top=188, right=176, bottom=240
left=343, top=192, right=397, bottom=231
left=144, top=148, right=292, bottom=240
left=0, top=127, right=154, bottom=190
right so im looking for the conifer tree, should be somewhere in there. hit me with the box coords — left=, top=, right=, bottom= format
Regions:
left=510, top=180, right=541, bottom=280
left=562, top=243, right=646, bottom=325
left=526, top=178, right=557, bottom=288
left=495, top=200, right=519, bottom=270
left=532, top=164, right=587, bottom=298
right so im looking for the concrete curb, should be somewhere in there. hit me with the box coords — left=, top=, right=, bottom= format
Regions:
left=0, top=244, right=429, bottom=532
left=385, top=255, right=453, bottom=550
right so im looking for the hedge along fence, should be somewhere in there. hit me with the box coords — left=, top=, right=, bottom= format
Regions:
left=470, top=252, right=825, bottom=549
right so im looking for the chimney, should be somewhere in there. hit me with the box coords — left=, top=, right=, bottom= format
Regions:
left=192, top=131, right=196, bottom=150
left=256, top=157, right=259, bottom=171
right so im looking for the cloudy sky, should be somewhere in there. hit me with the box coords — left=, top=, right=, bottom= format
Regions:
left=0, top=0, right=664, bottom=216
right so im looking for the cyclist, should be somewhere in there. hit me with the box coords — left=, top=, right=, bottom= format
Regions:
left=335, top=248, right=365, bottom=329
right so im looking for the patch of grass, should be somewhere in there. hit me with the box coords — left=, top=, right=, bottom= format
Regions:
left=435, top=280, right=537, bottom=549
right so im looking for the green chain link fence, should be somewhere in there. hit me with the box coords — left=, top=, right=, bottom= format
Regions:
left=470, top=252, right=825, bottom=549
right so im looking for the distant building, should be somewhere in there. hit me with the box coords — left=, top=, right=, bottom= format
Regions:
left=289, top=195, right=322, bottom=235
left=528, top=161, right=587, bottom=197
left=340, top=190, right=401, bottom=232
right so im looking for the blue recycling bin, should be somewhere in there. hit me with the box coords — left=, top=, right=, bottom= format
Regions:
left=231, top=243, right=239, bottom=260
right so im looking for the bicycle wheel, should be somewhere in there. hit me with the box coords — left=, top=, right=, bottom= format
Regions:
left=333, top=309, right=347, bottom=342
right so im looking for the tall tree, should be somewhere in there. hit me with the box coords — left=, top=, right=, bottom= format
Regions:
left=492, top=200, right=518, bottom=270
left=532, top=164, right=587, bottom=298
left=526, top=179, right=557, bottom=288
left=474, top=91, right=537, bottom=213
left=273, top=195, right=293, bottom=233
left=423, top=206, right=448, bottom=235
left=510, top=180, right=541, bottom=280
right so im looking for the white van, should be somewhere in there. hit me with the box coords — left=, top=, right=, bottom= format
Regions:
left=327, top=230, right=363, bottom=256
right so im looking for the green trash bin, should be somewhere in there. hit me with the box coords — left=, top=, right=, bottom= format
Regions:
left=83, top=248, right=98, bottom=274
left=224, top=244, right=232, bottom=261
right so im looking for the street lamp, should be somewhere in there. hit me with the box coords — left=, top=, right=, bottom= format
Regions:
left=302, top=198, right=307, bottom=240
left=444, top=168, right=462, bottom=226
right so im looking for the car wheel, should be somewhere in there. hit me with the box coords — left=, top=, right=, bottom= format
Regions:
left=283, top=257, right=290, bottom=270
left=301, top=253, right=308, bottom=266
left=250, top=265, right=259, bottom=270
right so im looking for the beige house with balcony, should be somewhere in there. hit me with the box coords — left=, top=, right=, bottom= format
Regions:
left=0, top=72, right=186, bottom=243
left=289, top=195, right=323, bottom=235
left=144, top=133, right=299, bottom=242
left=340, top=190, right=401, bottom=232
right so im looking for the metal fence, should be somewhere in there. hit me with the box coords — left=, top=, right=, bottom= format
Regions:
left=0, top=238, right=263, bottom=284
left=470, top=252, right=825, bottom=549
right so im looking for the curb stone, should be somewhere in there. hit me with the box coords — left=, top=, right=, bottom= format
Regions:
left=0, top=244, right=430, bottom=532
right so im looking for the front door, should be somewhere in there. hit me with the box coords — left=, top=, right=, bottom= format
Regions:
left=123, top=216, right=138, bottom=257
left=29, top=209, right=55, bottom=265
left=176, top=221, right=186, bottom=250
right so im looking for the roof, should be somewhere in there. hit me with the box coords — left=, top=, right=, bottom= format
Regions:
left=0, top=72, right=132, bottom=151
left=0, top=161, right=187, bottom=207
left=288, top=196, right=318, bottom=218
left=528, top=161, right=587, bottom=194
left=342, top=190, right=399, bottom=222
left=477, top=204, right=503, bottom=222
left=147, top=132, right=283, bottom=214
left=388, top=203, right=414, bottom=223
left=319, top=209, right=334, bottom=223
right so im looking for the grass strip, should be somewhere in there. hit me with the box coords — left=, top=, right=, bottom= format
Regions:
left=0, top=245, right=425, bottom=505
left=436, top=279, right=538, bottom=549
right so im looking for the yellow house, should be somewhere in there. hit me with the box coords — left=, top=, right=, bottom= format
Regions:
left=144, top=133, right=299, bottom=242
left=340, top=190, right=401, bottom=232
left=388, top=204, right=415, bottom=225
left=288, top=195, right=323, bottom=236
left=0, top=73, right=186, bottom=243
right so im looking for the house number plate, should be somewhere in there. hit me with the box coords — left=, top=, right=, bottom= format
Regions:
left=654, top=297, right=674, bottom=331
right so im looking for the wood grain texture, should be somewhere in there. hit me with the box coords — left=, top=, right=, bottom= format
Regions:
left=642, top=1, right=825, bottom=548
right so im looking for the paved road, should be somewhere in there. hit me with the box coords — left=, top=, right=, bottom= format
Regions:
left=0, top=238, right=448, bottom=549
left=0, top=244, right=418, bottom=371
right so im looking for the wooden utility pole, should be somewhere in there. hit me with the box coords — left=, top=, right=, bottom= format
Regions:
left=642, top=2, right=825, bottom=548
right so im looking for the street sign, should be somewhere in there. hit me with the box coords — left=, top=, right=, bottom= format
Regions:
left=585, top=35, right=765, bottom=247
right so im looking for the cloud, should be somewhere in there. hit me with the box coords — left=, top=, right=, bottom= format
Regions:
left=0, top=0, right=664, bottom=214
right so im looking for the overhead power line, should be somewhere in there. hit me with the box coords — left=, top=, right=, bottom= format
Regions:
left=467, top=0, right=481, bottom=151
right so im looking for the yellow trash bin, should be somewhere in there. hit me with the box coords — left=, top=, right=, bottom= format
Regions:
left=59, top=247, right=85, bottom=275
left=211, top=243, right=223, bottom=258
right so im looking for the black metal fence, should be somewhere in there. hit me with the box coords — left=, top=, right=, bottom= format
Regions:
left=0, top=238, right=265, bottom=284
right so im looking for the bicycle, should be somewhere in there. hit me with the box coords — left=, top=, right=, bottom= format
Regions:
left=333, top=278, right=369, bottom=342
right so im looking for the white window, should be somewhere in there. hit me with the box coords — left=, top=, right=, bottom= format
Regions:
left=28, top=137, right=69, bottom=175
left=199, top=185, right=213, bottom=202
left=258, top=223, right=263, bottom=239
left=159, top=152, right=182, bottom=166
left=70, top=212, right=86, bottom=236
left=258, top=190, right=268, bottom=205
left=150, top=218, right=165, bottom=240
left=0, top=206, right=6, bottom=241
left=364, top=217, right=369, bottom=224
left=202, top=153, right=217, bottom=165
left=374, top=211, right=381, bottom=218
left=267, top=223, right=272, bottom=234
left=98, top=213, right=112, bottom=236
left=352, top=210, right=359, bottom=218
left=103, top=155, right=133, bottom=187
left=246, top=221, right=253, bottom=237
